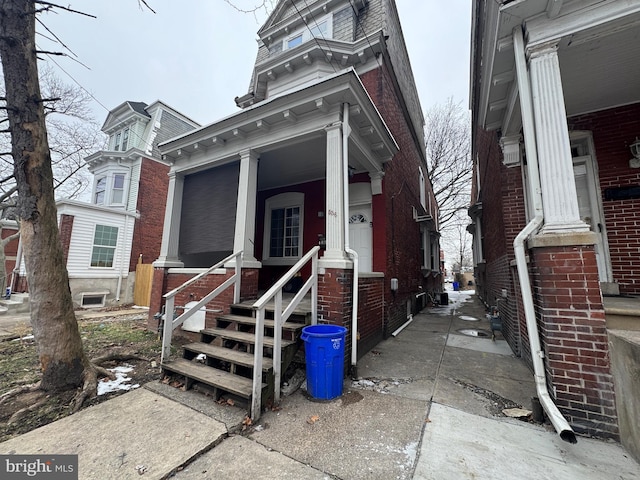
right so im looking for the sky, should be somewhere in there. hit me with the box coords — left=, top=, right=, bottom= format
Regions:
left=39, top=0, right=472, bottom=128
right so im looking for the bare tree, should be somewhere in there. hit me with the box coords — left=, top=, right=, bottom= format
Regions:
left=0, top=66, right=105, bottom=291
left=425, top=97, right=472, bottom=230
left=0, top=0, right=113, bottom=408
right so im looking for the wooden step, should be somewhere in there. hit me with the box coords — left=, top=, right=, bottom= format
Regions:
left=183, top=342, right=273, bottom=371
left=201, top=327, right=296, bottom=348
left=161, top=358, right=264, bottom=399
left=217, top=314, right=306, bottom=331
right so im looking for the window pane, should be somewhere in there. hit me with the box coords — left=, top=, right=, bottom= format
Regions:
left=114, top=132, right=121, bottom=151
left=287, top=34, right=303, bottom=49
left=113, top=174, right=125, bottom=189
left=112, top=174, right=125, bottom=204
left=269, top=206, right=300, bottom=258
left=91, top=225, right=118, bottom=267
left=95, top=177, right=106, bottom=204
left=310, top=20, right=327, bottom=38
left=122, top=128, right=129, bottom=151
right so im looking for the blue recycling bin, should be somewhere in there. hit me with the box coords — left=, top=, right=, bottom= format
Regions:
left=301, top=324, right=347, bottom=400
left=453, top=281, right=460, bottom=291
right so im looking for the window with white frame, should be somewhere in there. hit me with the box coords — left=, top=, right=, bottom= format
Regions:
left=91, top=225, right=118, bottom=267
left=114, top=132, right=122, bottom=151
left=263, top=192, right=304, bottom=264
left=94, top=177, right=106, bottom=205
left=283, top=15, right=332, bottom=50
left=121, top=128, right=129, bottom=151
left=111, top=174, right=125, bottom=204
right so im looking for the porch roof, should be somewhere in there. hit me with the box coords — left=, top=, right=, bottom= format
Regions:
left=473, top=0, right=640, bottom=134
left=158, top=68, right=399, bottom=169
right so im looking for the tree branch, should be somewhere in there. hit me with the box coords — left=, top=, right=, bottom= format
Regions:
left=34, top=2, right=97, bottom=18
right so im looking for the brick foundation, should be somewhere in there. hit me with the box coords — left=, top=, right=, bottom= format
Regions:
left=531, top=242, right=618, bottom=438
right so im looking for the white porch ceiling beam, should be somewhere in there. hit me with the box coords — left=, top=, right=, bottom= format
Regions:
left=527, top=1, right=640, bottom=48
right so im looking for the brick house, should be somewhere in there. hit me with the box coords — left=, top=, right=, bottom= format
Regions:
left=12, top=101, right=200, bottom=307
left=470, top=0, right=640, bottom=449
left=150, top=0, right=440, bottom=418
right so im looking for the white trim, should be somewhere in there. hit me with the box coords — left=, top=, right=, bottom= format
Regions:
left=262, top=192, right=305, bottom=265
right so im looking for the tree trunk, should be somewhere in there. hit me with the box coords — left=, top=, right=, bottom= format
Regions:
left=0, top=0, right=89, bottom=391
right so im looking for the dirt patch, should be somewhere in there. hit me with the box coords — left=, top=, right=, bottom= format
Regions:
left=0, top=313, right=166, bottom=443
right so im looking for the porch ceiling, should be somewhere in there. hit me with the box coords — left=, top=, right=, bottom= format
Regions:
left=479, top=1, right=640, bottom=132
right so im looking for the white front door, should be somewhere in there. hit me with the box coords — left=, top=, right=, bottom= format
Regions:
left=349, top=206, right=372, bottom=272
left=571, top=138, right=612, bottom=283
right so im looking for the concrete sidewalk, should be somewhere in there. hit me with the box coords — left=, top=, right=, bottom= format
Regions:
left=1, top=291, right=639, bottom=479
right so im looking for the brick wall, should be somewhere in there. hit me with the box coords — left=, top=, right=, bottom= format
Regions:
left=58, top=214, right=74, bottom=265
left=473, top=127, right=526, bottom=356
left=359, top=64, right=439, bottom=337
left=130, top=157, right=169, bottom=272
left=531, top=244, right=618, bottom=438
left=318, top=268, right=353, bottom=373
left=568, top=103, right=640, bottom=295
left=357, top=275, right=385, bottom=357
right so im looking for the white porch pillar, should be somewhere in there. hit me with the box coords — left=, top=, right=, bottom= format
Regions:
left=231, top=149, right=261, bottom=267
left=528, top=41, right=588, bottom=233
left=154, top=171, right=184, bottom=268
left=321, top=121, right=350, bottom=267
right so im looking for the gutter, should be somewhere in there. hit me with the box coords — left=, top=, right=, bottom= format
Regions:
left=512, top=26, right=576, bottom=444
left=341, top=102, right=360, bottom=378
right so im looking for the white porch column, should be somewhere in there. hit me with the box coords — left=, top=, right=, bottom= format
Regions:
left=154, top=171, right=184, bottom=267
left=528, top=41, right=588, bottom=233
left=231, top=149, right=261, bottom=267
left=321, top=121, right=350, bottom=267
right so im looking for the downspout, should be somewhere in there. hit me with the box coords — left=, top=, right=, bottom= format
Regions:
left=342, top=102, right=360, bottom=378
left=512, top=26, right=576, bottom=443
left=115, top=159, right=133, bottom=302
left=115, top=214, right=128, bottom=302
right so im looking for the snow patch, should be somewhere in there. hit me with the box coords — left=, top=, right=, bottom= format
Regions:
left=97, top=364, right=140, bottom=395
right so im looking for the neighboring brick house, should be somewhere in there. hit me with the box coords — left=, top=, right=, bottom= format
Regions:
left=12, top=101, right=200, bottom=307
left=470, top=0, right=640, bottom=448
left=150, top=0, right=440, bottom=371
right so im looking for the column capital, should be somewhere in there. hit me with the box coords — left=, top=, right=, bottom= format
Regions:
left=526, top=39, right=559, bottom=60
left=325, top=121, right=342, bottom=134
left=238, top=148, right=259, bottom=161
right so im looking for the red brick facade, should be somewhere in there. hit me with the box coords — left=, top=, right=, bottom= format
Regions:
left=130, top=157, right=170, bottom=272
left=58, top=214, right=74, bottom=265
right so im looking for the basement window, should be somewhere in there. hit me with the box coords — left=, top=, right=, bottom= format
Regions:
left=80, top=291, right=108, bottom=308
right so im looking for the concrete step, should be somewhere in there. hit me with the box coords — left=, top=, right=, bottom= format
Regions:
left=0, top=293, right=30, bottom=315
left=604, top=296, right=640, bottom=331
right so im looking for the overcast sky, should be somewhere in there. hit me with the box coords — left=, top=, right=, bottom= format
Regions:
left=39, top=1, right=472, bottom=127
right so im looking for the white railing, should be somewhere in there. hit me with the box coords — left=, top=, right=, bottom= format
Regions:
left=250, top=246, right=319, bottom=420
left=160, top=251, right=242, bottom=363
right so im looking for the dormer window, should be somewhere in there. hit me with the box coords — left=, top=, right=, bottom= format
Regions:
left=112, top=127, right=131, bottom=152
left=283, top=15, right=332, bottom=50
